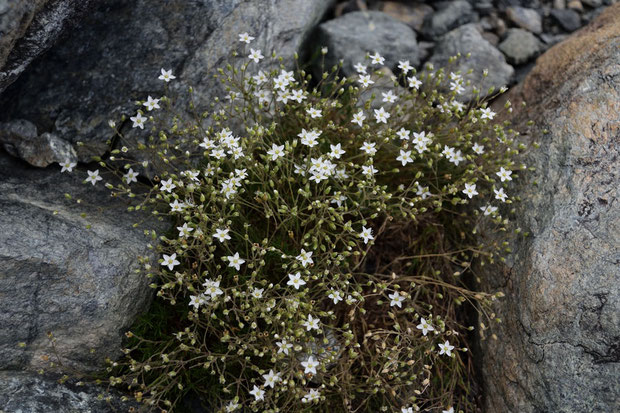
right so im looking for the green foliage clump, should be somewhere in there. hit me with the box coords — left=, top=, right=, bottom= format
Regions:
left=82, top=38, right=529, bottom=413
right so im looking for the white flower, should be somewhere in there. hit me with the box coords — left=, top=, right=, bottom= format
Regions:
left=331, top=195, right=347, bottom=208
left=251, top=288, right=264, bottom=299
left=60, top=160, right=76, bottom=173
left=362, top=165, right=378, bottom=177
left=480, top=107, right=495, bottom=120
left=306, top=107, right=322, bottom=118
left=249, top=385, right=265, bottom=401
left=158, top=68, right=176, bottom=82
left=287, top=272, right=306, bottom=290
left=396, top=150, right=413, bottom=166
left=253, top=70, right=268, bottom=85
left=85, top=169, right=102, bottom=185
left=161, top=253, right=180, bottom=271
left=396, top=128, right=410, bottom=140
left=267, top=143, right=285, bottom=160
left=496, top=167, right=513, bottom=182
left=353, top=62, right=367, bottom=74
left=262, top=370, right=281, bottom=388
left=177, top=223, right=194, bottom=238
left=374, top=107, right=390, bottom=123
left=358, top=74, right=374, bottom=87
left=438, top=340, right=455, bottom=356
left=248, top=48, right=264, bottom=63
left=369, top=52, right=385, bottom=65
left=301, top=355, right=319, bottom=375
left=238, top=32, right=254, bottom=43
left=143, top=96, right=160, bottom=111
left=398, top=60, right=413, bottom=74
left=442, top=407, right=455, bottom=413
left=226, top=252, right=245, bottom=271
left=360, top=141, right=377, bottom=156
left=381, top=90, right=397, bottom=103
left=416, top=182, right=431, bottom=199
left=203, top=279, right=223, bottom=298
left=401, top=407, right=414, bottom=413
left=130, top=112, right=147, bottom=129
left=302, top=314, right=320, bottom=331
left=273, top=76, right=288, bottom=90
left=213, top=228, right=231, bottom=242
left=296, top=249, right=314, bottom=267
left=329, top=143, right=345, bottom=159
left=189, top=294, right=206, bottom=309
left=276, top=339, right=293, bottom=355
left=279, top=70, right=295, bottom=83
left=359, top=226, right=374, bottom=244
left=169, top=199, right=185, bottom=212
left=472, top=143, right=485, bottom=154
left=388, top=292, right=405, bottom=308
left=450, top=81, right=465, bottom=95
left=225, top=401, right=240, bottom=412
left=123, top=168, right=138, bottom=184
left=302, top=389, right=320, bottom=403
left=290, top=89, right=306, bottom=103
left=328, top=290, right=343, bottom=304
left=298, top=128, right=321, bottom=147
left=462, top=183, right=478, bottom=199
left=494, top=187, right=508, bottom=202
left=160, top=178, right=176, bottom=193
left=480, top=205, right=498, bottom=216
left=351, top=110, right=366, bottom=126
left=407, top=75, right=422, bottom=89
left=416, top=317, right=434, bottom=336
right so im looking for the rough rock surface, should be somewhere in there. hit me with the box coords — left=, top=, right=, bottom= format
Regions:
left=315, top=10, right=419, bottom=77
left=0, top=0, right=333, bottom=163
left=429, top=23, right=514, bottom=101
left=0, top=152, right=158, bottom=372
left=482, top=5, right=620, bottom=412
left=505, top=6, right=543, bottom=33
left=550, top=8, right=583, bottom=31
left=420, top=0, right=478, bottom=40
left=0, top=0, right=95, bottom=93
left=0, top=371, right=138, bottom=412
left=498, top=28, right=543, bottom=64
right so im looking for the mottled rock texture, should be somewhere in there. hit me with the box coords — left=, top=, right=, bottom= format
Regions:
left=482, top=5, right=620, bottom=412
left=0, top=0, right=333, bottom=163
left=0, top=152, right=157, bottom=372
left=0, top=371, right=138, bottom=412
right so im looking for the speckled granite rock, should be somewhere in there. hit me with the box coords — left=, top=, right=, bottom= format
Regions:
left=482, top=5, right=620, bottom=412
left=0, top=151, right=158, bottom=372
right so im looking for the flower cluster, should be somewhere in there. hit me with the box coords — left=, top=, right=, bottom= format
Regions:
left=65, top=32, right=530, bottom=413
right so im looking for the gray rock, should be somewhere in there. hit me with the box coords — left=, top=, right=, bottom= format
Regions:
left=0, top=151, right=158, bottom=372
left=0, top=371, right=138, bottom=412
left=315, top=11, right=419, bottom=76
left=582, top=0, right=603, bottom=5
left=482, top=5, right=620, bottom=412
left=505, top=6, right=543, bottom=33
left=0, top=0, right=95, bottom=93
left=421, top=0, right=478, bottom=40
left=379, top=1, right=433, bottom=32
left=429, top=23, right=514, bottom=101
left=550, top=8, right=582, bottom=31
left=498, top=28, right=543, bottom=64
left=0, top=0, right=333, bottom=163
left=0, top=119, right=76, bottom=167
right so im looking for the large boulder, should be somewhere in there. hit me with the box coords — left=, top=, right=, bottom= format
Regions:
left=0, top=152, right=157, bottom=372
left=0, top=0, right=333, bottom=165
left=481, top=5, right=620, bottom=412
left=0, top=0, right=95, bottom=93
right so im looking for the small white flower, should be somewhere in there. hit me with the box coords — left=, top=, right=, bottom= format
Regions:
left=462, top=183, right=478, bottom=199
left=388, top=292, right=405, bottom=308
left=60, top=160, right=76, bottom=173
left=480, top=107, right=496, bottom=120
left=353, top=62, right=367, bottom=74
left=160, top=178, right=176, bottom=193
left=472, top=143, right=485, bottom=154
left=438, top=340, right=455, bottom=356
left=267, top=143, right=285, bottom=160
left=169, top=199, right=185, bottom=212
left=362, top=165, right=378, bottom=177
left=396, top=128, right=410, bottom=140
left=443, top=407, right=455, bottom=413
left=329, top=143, right=345, bottom=159
left=302, top=389, right=320, bottom=403
left=238, top=32, right=254, bottom=44
left=494, top=187, right=508, bottom=202
left=143, top=96, right=160, bottom=111
left=225, top=401, right=240, bottom=412
left=450, top=81, right=465, bottom=95
left=287, top=272, right=307, bottom=290
left=276, top=339, right=293, bottom=355
left=248, top=48, right=264, bottom=63
left=374, top=107, right=390, bottom=123
left=213, top=228, right=231, bottom=242
left=161, top=253, right=180, bottom=271
left=328, top=290, right=343, bottom=304
left=306, top=107, right=322, bottom=118
left=226, top=252, right=245, bottom=271
left=158, top=68, right=176, bottom=82
left=177, top=222, right=194, bottom=238
left=262, top=370, right=281, bottom=388
left=297, top=249, right=314, bottom=267
left=407, top=75, right=422, bottom=89
left=253, top=70, right=268, bottom=85
left=401, top=407, right=414, bottom=413
left=303, top=314, right=320, bottom=331
left=251, top=288, right=264, bottom=299
left=203, top=279, right=223, bottom=298
left=351, top=110, right=366, bottom=126
left=130, top=112, right=147, bottom=129
left=369, top=52, right=385, bottom=65
left=396, top=149, right=413, bottom=166
left=249, top=385, right=265, bottom=401
left=85, top=169, right=102, bottom=185
left=301, top=355, right=320, bottom=375
left=381, top=90, right=397, bottom=103
left=359, top=226, right=374, bottom=244
left=480, top=205, right=498, bottom=216
left=123, top=168, right=138, bottom=184
left=496, top=167, right=513, bottom=182
left=358, top=74, right=374, bottom=87
left=360, top=141, right=377, bottom=156
left=398, top=60, right=413, bottom=74
left=416, top=317, right=434, bottom=336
